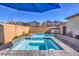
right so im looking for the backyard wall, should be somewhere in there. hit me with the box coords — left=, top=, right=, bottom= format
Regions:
left=31, top=26, right=58, bottom=34
left=0, top=24, right=30, bottom=44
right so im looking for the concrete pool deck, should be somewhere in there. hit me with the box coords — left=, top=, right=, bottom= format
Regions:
left=55, top=34, right=79, bottom=53
left=0, top=49, right=73, bottom=56
left=51, top=37, right=79, bottom=56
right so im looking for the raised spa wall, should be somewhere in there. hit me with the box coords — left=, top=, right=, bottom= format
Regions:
left=0, top=24, right=30, bottom=44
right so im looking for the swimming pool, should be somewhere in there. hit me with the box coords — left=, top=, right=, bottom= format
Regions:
left=11, top=34, right=63, bottom=50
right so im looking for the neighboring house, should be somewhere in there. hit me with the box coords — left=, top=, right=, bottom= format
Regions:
left=28, top=21, right=40, bottom=26
left=8, top=21, right=30, bottom=26
left=65, top=13, right=79, bottom=37
left=42, top=20, right=55, bottom=26
left=54, top=21, right=62, bottom=26
left=42, top=20, right=61, bottom=27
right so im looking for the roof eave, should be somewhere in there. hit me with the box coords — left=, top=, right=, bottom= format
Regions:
left=65, top=13, right=79, bottom=20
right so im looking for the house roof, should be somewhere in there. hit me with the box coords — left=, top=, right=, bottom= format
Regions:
left=65, top=13, right=79, bottom=19
left=44, top=20, right=53, bottom=23
left=28, top=21, right=40, bottom=24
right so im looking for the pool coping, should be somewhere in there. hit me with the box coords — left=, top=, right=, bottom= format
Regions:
left=51, top=37, right=79, bottom=56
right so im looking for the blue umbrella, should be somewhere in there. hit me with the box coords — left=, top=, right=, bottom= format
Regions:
left=0, top=3, right=60, bottom=13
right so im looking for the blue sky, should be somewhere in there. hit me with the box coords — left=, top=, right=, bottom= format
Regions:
left=0, top=3, right=79, bottom=23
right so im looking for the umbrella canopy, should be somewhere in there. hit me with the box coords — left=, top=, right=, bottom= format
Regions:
left=0, top=3, right=60, bottom=13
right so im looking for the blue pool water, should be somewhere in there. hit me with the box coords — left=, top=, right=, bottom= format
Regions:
left=11, top=34, right=63, bottom=50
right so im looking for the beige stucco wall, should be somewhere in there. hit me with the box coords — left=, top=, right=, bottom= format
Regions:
left=31, top=26, right=50, bottom=33
left=0, top=24, right=30, bottom=44
left=31, top=26, right=58, bottom=34
left=67, top=15, right=79, bottom=36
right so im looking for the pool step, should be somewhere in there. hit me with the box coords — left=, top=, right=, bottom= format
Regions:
left=26, top=46, right=39, bottom=50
